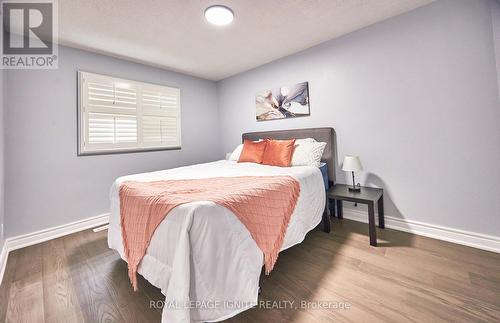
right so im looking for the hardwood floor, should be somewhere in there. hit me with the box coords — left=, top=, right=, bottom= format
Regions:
left=1, top=218, right=499, bottom=322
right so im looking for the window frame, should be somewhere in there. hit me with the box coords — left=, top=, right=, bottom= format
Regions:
left=77, top=71, right=182, bottom=156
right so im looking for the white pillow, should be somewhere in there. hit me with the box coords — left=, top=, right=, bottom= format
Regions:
left=291, top=141, right=327, bottom=167
left=229, top=144, right=243, bottom=161
left=295, top=138, right=317, bottom=144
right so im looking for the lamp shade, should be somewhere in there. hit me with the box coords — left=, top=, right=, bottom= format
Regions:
left=342, top=156, right=363, bottom=172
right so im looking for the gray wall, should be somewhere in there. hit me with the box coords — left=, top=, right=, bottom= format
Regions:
left=492, top=0, right=500, bottom=100
left=217, top=0, right=500, bottom=237
left=0, top=68, right=4, bottom=247
left=4, top=46, right=220, bottom=237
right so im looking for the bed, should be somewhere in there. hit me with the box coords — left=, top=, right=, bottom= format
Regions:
left=108, top=127, right=336, bottom=323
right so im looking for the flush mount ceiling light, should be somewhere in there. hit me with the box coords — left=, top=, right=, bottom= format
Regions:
left=204, top=5, right=234, bottom=26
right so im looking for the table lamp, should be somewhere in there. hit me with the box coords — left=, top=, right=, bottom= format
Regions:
left=342, top=156, right=363, bottom=192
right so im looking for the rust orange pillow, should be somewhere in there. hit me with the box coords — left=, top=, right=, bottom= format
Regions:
left=238, top=140, right=268, bottom=163
left=262, top=139, right=296, bottom=167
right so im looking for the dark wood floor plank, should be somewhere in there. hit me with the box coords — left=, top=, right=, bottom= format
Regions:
left=0, top=250, right=18, bottom=322
left=6, top=245, right=45, bottom=323
left=78, top=228, right=162, bottom=323
left=0, top=219, right=498, bottom=323
left=41, top=237, right=84, bottom=323
left=62, top=231, right=125, bottom=323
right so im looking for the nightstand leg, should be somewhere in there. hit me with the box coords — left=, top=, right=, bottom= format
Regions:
left=322, top=210, right=331, bottom=233
left=378, top=196, right=385, bottom=229
left=368, top=202, right=377, bottom=246
left=329, top=199, right=336, bottom=217
left=336, top=200, right=343, bottom=219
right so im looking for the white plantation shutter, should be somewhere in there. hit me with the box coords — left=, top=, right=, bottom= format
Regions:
left=78, top=71, right=181, bottom=154
left=142, top=84, right=180, bottom=147
left=86, top=76, right=137, bottom=113
left=143, top=116, right=179, bottom=145
left=88, top=113, right=138, bottom=144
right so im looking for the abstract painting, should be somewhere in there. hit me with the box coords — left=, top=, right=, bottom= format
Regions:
left=256, top=82, right=310, bottom=121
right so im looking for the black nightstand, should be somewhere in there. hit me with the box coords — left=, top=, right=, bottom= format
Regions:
left=327, top=184, right=384, bottom=246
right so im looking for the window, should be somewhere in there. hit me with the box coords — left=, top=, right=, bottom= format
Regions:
left=77, top=71, right=181, bottom=155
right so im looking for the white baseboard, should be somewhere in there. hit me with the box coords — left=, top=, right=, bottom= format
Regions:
left=342, top=208, right=500, bottom=253
left=0, top=213, right=110, bottom=284
left=93, top=224, right=110, bottom=233
left=0, top=242, right=8, bottom=285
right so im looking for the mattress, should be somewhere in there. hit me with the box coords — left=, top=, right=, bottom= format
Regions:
left=108, top=160, right=325, bottom=322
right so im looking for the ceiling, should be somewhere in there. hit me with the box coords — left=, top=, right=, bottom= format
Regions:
left=59, top=0, right=434, bottom=81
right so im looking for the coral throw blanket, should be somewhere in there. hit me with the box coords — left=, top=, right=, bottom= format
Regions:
left=119, top=176, right=300, bottom=290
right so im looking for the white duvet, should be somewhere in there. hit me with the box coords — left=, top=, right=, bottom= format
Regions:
left=108, top=160, right=325, bottom=322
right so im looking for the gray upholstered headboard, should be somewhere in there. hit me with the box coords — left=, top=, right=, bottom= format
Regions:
left=242, top=127, right=336, bottom=185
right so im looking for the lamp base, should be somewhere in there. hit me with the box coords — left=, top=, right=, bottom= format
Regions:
left=348, top=186, right=361, bottom=192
